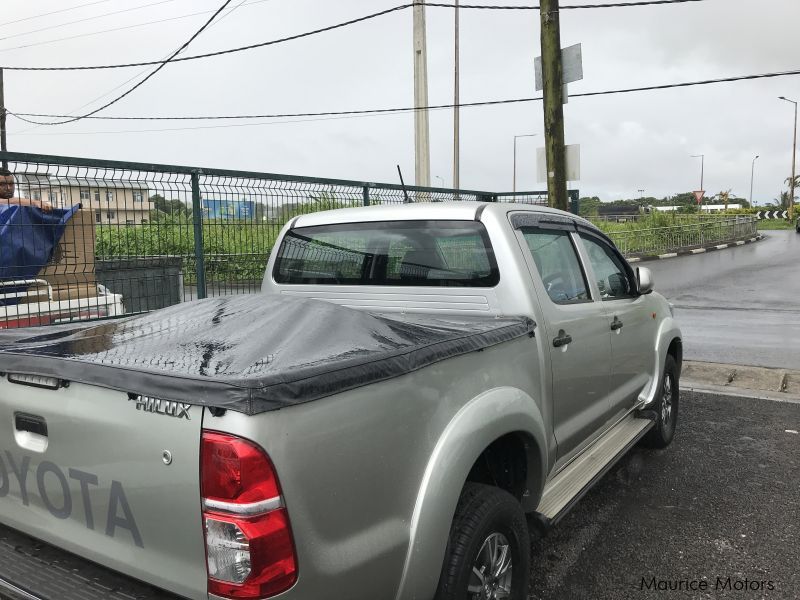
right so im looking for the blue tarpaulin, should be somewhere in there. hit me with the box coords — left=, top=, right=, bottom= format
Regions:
left=0, top=204, right=81, bottom=304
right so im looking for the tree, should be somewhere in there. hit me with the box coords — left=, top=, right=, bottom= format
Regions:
left=150, top=194, right=191, bottom=219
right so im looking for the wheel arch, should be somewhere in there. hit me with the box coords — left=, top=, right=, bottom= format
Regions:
left=393, top=386, right=547, bottom=600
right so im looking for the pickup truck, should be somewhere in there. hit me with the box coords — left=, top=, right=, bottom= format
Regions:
left=0, top=202, right=682, bottom=600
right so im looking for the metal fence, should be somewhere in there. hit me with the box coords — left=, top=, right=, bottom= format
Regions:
left=0, top=151, right=568, bottom=329
left=605, top=216, right=759, bottom=257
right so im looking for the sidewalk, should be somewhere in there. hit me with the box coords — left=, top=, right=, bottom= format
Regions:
left=682, top=360, right=800, bottom=402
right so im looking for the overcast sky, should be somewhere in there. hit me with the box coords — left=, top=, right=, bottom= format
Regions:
left=3, top=0, right=799, bottom=203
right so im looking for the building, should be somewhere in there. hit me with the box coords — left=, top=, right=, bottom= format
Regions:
left=15, top=175, right=154, bottom=225
left=202, top=198, right=257, bottom=220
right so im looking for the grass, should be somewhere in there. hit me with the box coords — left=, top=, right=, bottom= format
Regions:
left=757, top=219, right=795, bottom=230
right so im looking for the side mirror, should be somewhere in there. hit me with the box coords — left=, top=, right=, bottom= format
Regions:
left=637, top=266, right=654, bottom=295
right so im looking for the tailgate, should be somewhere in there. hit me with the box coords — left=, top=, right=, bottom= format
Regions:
left=0, top=377, right=207, bottom=600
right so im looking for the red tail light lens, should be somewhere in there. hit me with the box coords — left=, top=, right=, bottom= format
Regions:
left=201, top=431, right=297, bottom=599
left=202, top=431, right=280, bottom=503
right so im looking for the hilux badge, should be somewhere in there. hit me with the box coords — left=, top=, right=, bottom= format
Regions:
left=129, top=395, right=191, bottom=420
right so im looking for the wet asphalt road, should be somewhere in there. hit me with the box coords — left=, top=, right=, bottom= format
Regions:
left=645, top=230, right=800, bottom=369
left=528, top=390, right=800, bottom=599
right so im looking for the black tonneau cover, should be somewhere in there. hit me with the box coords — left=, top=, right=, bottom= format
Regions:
left=0, top=295, right=534, bottom=415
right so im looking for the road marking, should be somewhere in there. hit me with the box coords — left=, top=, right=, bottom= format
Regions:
left=658, top=252, right=678, bottom=259
left=786, top=430, right=799, bottom=435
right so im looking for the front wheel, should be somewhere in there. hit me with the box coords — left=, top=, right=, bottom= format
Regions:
left=435, top=483, right=530, bottom=600
left=641, top=354, right=679, bottom=448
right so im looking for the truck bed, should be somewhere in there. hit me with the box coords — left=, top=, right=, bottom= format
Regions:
left=0, top=522, right=181, bottom=600
left=0, top=294, right=534, bottom=415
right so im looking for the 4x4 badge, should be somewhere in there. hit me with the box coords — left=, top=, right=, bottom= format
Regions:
left=129, top=395, right=191, bottom=420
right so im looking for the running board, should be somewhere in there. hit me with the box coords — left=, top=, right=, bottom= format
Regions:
left=535, top=415, right=654, bottom=524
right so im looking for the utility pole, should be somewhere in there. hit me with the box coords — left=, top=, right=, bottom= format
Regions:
left=779, top=96, right=797, bottom=221
left=539, top=0, right=568, bottom=211
left=0, top=68, right=7, bottom=170
left=413, top=0, right=431, bottom=188
left=452, top=0, right=460, bottom=190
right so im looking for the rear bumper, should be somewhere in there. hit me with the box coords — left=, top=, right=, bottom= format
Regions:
left=0, top=523, right=185, bottom=600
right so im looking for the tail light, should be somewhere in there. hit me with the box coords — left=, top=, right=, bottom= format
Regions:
left=201, top=431, right=298, bottom=598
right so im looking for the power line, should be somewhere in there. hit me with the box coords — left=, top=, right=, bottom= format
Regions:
left=0, top=0, right=115, bottom=29
left=0, top=0, right=275, bottom=54
left=12, top=0, right=269, bottom=137
left=0, top=0, right=182, bottom=43
left=0, top=10, right=208, bottom=55
left=0, top=0, right=705, bottom=72
left=10, top=67, right=798, bottom=130
left=26, top=0, right=236, bottom=126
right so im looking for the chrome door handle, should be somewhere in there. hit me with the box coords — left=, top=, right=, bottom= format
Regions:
left=553, top=330, right=573, bottom=347
left=610, top=317, right=624, bottom=331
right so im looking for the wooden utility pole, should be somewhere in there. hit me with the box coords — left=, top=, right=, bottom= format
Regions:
left=453, top=0, right=460, bottom=190
left=413, top=0, right=431, bottom=188
left=0, top=68, right=7, bottom=170
left=539, top=0, right=568, bottom=211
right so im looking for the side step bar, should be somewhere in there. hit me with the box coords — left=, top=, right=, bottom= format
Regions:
left=534, top=415, right=654, bottom=526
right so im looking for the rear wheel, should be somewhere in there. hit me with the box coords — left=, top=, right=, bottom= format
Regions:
left=435, top=483, right=529, bottom=600
left=642, top=354, right=679, bottom=448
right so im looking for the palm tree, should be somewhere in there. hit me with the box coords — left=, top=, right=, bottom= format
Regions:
left=785, top=175, right=800, bottom=207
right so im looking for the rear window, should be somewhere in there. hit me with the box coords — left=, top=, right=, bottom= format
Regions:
left=273, top=220, right=499, bottom=287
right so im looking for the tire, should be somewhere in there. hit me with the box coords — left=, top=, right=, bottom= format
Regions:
left=641, top=354, right=679, bottom=449
left=435, top=483, right=530, bottom=600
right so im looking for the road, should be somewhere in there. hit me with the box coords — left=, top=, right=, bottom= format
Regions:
left=646, top=230, right=800, bottom=369
left=528, top=390, right=800, bottom=599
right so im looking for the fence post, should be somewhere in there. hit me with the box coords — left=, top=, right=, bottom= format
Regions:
left=363, top=185, right=370, bottom=206
left=191, top=171, right=207, bottom=300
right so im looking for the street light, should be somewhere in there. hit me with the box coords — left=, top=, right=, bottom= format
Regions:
left=690, top=154, right=705, bottom=192
left=750, top=155, right=759, bottom=206
left=778, top=96, right=797, bottom=221
left=513, top=134, right=537, bottom=193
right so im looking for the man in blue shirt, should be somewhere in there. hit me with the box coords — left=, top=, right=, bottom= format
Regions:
left=0, top=168, right=52, bottom=212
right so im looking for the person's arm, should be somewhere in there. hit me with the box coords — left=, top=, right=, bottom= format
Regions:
left=0, top=197, right=53, bottom=211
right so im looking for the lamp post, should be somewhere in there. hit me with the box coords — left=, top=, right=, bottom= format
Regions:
left=749, top=155, right=759, bottom=206
left=690, top=154, right=705, bottom=191
left=513, top=134, right=537, bottom=193
left=778, top=96, right=797, bottom=221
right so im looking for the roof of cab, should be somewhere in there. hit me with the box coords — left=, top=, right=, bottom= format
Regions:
left=290, top=201, right=595, bottom=228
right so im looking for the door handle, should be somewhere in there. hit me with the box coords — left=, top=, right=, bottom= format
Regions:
left=610, top=317, right=624, bottom=331
left=15, top=413, right=48, bottom=437
left=553, top=330, right=573, bottom=347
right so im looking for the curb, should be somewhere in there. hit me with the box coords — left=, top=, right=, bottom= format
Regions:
left=626, top=234, right=764, bottom=263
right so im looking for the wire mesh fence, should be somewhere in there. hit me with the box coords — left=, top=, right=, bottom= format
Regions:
left=0, top=152, right=554, bottom=329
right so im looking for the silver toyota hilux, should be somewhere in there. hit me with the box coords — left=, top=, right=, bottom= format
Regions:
left=0, top=202, right=681, bottom=600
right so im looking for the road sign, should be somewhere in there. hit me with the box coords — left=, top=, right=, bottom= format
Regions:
left=693, top=190, right=705, bottom=204
left=535, top=43, right=582, bottom=104
left=537, top=144, right=581, bottom=182
left=535, top=43, right=583, bottom=91
left=756, top=210, right=788, bottom=219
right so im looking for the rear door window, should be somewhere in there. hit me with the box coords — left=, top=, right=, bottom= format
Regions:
left=520, top=228, right=590, bottom=304
left=273, top=220, right=499, bottom=287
